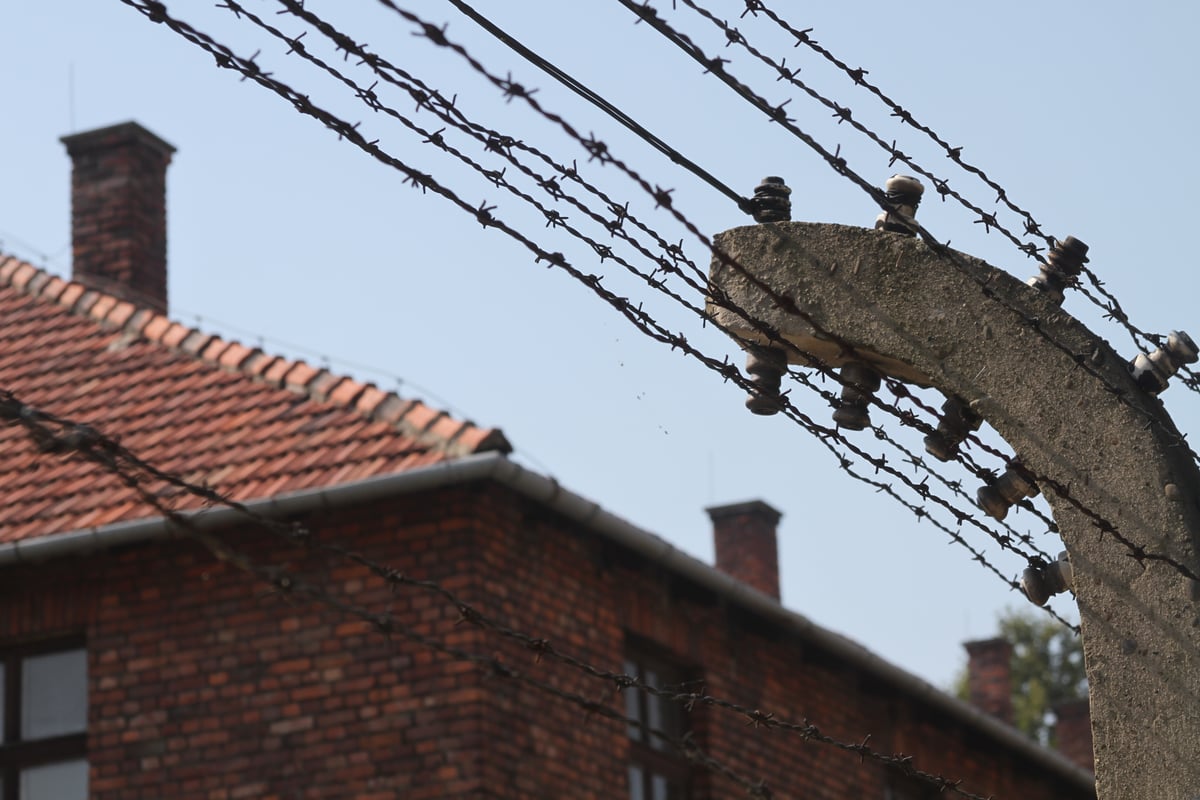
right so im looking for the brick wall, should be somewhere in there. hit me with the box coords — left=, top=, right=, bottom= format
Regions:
left=0, top=482, right=1093, bottom=799
left=0, top=487, right=490, bottom=798
left=464, top=484, right=1093, bottom=799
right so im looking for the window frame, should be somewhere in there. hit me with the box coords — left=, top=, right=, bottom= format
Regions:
left=0, top=636, right=88, bottom=800
left=623, top=640, right=699, bottom=800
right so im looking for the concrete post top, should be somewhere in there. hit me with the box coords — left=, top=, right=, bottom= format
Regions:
left=706, top=219, right=1200, bottom=798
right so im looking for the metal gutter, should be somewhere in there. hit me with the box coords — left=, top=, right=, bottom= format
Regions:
left=0, top=451, right=1093, bottom=790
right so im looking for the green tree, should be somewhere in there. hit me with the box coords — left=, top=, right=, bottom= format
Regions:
left=955, top=608, right=1087, bottom=745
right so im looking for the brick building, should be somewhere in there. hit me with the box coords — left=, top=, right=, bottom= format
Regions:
left=0, top=122, right=1095, bottom=798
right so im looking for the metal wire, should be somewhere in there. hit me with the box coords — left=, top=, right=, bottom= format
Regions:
left=737, top=0, right=1200, bottom=394
left=607, top=0, right=1200, bottom=584
left=240, top=0, right=1058, bottom=572
left=124, top=0, right=1134, bottom=616
left=0, top=385, right=1004, bottom=800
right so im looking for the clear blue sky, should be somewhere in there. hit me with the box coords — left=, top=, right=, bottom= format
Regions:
left=4, top=1, right=1198, bottom=690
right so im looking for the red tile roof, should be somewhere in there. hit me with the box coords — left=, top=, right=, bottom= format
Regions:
left=0, top=255, right=510, bottom=543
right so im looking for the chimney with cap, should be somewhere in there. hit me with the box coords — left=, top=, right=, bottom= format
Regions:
left=963, top=637, right=1013, bottom=725
left=706, top=500, right=782, bottom=599
left=1053, top=698, right=1094, bottom=772
left=60, top=121, right=176, bottom=314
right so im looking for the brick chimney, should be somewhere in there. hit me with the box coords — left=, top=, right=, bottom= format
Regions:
left=60, top=121, right=176, bottom=313
left=706, top=500, right=782, bottom=600
left=963, top=637, right=1013, bottom=725
left=1054, top=698, right=1094, bottom=772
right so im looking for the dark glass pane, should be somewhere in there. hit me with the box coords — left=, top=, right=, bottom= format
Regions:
left=651, top=772, right=669, bottom=800
left=645, top=669, right=667, bottom=750
left=22, top=649, right=87, bottom=739
left=624, top=659, right=642, bottom=741
left=20, top=758, right=88, bottom=800
left=627, top=765, right=645, bottom=800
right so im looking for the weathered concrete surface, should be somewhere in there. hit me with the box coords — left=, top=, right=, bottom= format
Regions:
left=710, top=221, right=1200, bottom=800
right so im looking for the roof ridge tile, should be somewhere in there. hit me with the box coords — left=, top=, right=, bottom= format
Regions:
left=327, top=378, right=366, bottom=408
left=0, top=256, right=21, bottom=282
left=88, top=294, right=119, bottom=324
left=9, top=262, right=37, bottom=290
left=58, top=283, right=86, bottom=309
left=0, top=256, right=511, bottom=458
left=73, top=290, right=100, bottom=315
left=307, top=371, right=341, bottom=402
left=105, top=300, right=138, bottom=329
left=26, top=270, right=52, bottom=296
left=35, top=275, right=69, bottom=303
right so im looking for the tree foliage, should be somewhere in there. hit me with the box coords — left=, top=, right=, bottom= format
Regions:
left=955, top=608, right=1087, bottom=745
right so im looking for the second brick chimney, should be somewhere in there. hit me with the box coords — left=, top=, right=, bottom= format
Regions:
left=1054, top=698, right=1095, bottom=772
left=963, top=637, right=1013, bottom=725
left=706, top=500, right=782, bottom=600
left=60, top=121, right=176, bottom=314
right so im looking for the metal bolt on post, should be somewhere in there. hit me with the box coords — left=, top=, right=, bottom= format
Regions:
left=1129, top=330, right=1198, bottom=394
left=831, top=362, right=882, bottom=430
left=1027, top=236, right=1090, bottom=305
left=977, top=464, right=1039, bottom=521
left=750, top=176, right=792, bottom=223
left=1022, top=551, right=1074, bottom=607
left=744, top=346, right=787, bottom=415
left=874, top=174, right=924, bottom=236
left=924, top=395, right=983, bottom=462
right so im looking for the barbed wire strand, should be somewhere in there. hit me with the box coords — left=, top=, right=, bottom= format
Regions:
left=413, top=0, right=1199, bottom=564
left=237, top=0, right=1058, bottom=570
left=269, top=2, right=1082, bottom=616
left=127, top=0, right=1100, bottom=616
left=367, top=0, right=1178, bottom=590
left=735, top=0, right=1200, bottom=393
left=606, top=0, right=1200, bottom=584
left=0, top=386, right=1005, bottom=800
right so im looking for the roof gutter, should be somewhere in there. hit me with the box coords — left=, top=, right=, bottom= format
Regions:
left=0, top=451, right=1093, bottom=791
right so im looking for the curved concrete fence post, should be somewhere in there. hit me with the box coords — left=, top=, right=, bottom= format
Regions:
left=708, top=221, right=1200, bottom=800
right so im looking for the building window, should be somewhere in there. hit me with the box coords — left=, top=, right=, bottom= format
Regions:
left=623, top=643, right=696, bottom=800
left=0, top=640, right=88, bottom=800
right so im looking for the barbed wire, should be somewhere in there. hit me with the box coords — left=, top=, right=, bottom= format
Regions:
left=240, top=0, right=1058, bottom=571
left=0, top=385, right=1010, bottom=800
left=379, top=0, right=1179, bottom=592
left=105, top=0, right=1190, bottom=671
left=608, top=0, right=1200, bottom=584
left=109, top=4, right=1193, bottom=597
left=344, top=2, right=1072, bottom=561
left=16, top=4, right=1198, bottom=794
left=330, top=9, right=1086, bottom=619
left=736, top=0, right=1200, bottom=394
left=126, top=0, right=1100, bottom=620
left=676, top=0, right=1041, bottom=260
left=408, top=0, right=1195, bottom=573
left=440, top=0, right=753, bottom=214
